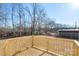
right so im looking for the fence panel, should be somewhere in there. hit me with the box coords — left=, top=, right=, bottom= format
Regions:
left=5, top=36, right=32, bottom=56
left=33, top=36, right=48, bottom=51
left=0, top=40, right=6, bottom=56
left=48, top=37, right=75, bottom=56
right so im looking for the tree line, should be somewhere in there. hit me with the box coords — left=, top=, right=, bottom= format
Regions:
left=0, top=3, right=73, bottom=39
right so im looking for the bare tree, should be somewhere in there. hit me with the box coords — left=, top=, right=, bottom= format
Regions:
left=0, top=4, right=10, bottom=38
left=0, top=4, right=4, bottom=28
left=11, top=4, right=15, bottom=31
left=17, top=4, right=26, bottom=36
left=0, top=4, right=4, bottom=38
left=24, top=3, right=38, bottom=35
left=25, top=3, right=47, bottom=35
left=37, top=7, right=47, bottom=34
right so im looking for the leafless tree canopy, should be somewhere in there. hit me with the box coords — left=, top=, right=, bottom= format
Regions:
left=0, top=3, right=73, bottom=39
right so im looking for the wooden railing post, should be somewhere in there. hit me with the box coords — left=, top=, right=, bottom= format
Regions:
left=32, top=35, right=34, bottom=47
left=46, top=37, right=49, bottom=52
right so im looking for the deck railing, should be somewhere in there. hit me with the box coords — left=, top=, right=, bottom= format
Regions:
left=0, top=35, right=79, bottom=56
left=33, top=36, right=79, bottom=56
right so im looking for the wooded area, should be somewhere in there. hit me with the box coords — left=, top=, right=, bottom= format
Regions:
left=0, top=3, right=76, bottom=39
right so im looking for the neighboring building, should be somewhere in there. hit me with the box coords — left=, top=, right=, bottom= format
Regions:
left=58, top=29, right=79, bottom=39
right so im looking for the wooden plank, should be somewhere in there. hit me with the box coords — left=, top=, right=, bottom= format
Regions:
left=5, top=36, right=32, bottom=56
left=0, top=40, right=6, bottom=56
left=16, top=48, right=43, bottom=56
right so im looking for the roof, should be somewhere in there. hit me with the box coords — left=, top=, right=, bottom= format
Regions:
left=58, top=29, right=79, bottom=32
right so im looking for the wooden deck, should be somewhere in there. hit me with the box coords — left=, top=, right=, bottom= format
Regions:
left=15, top=48, right=54, bottom=56
left=0, top=35, right=79, bottom=56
